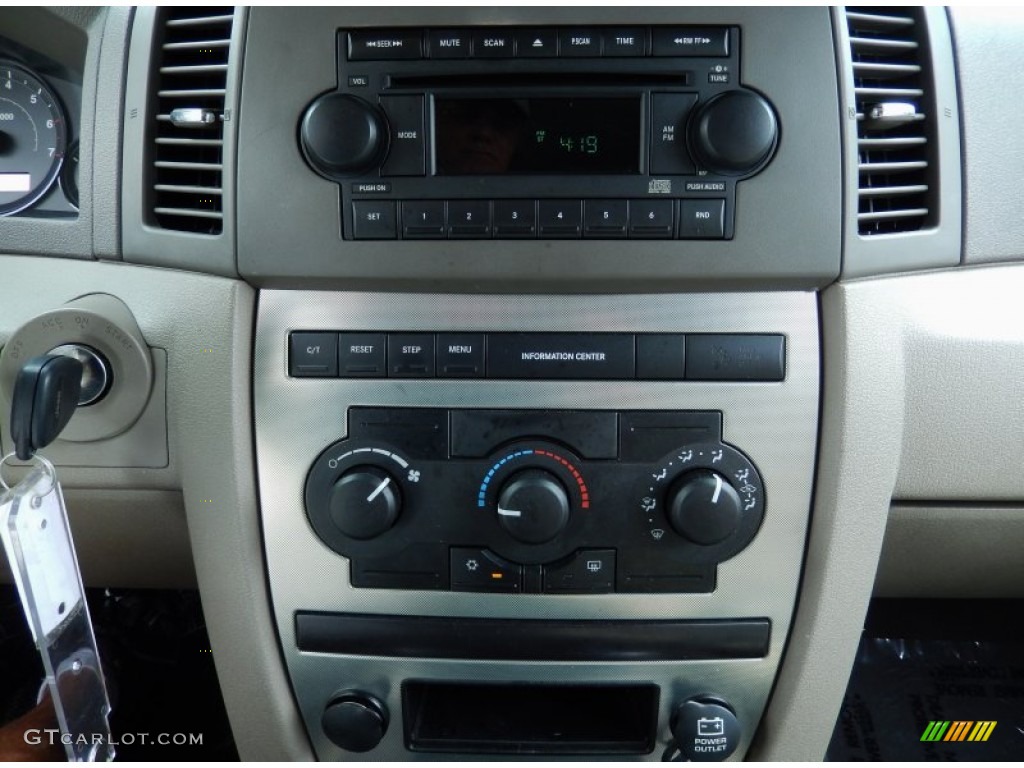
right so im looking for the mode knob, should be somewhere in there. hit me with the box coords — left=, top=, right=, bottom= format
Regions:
left=497, top=469, right=570, bottom=544
left=321, top=691, right=389, bottom=753
left=671, top=696, right=741, bottom=762
left=327, top=466, right=401, bottom=540
left=688, top=90, right=778, bottom=176
left=300, top=92, right=388, bottom=178
left=666, top=470, right=742, bottom=546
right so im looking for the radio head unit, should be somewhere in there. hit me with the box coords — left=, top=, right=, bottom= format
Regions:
left=298, top=26, right=778, bottom=242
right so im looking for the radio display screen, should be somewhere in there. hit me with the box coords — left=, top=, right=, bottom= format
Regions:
left=434, top=97, right=641, bottom=175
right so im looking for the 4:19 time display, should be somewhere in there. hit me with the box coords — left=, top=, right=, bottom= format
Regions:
left=558, top=135, right=599, bottom=154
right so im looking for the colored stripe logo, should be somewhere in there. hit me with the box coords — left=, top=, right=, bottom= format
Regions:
left=921, top=721, right=996, bottom=742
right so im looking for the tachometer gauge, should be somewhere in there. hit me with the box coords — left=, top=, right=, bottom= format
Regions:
left=0, top=61, right=67, bottom=216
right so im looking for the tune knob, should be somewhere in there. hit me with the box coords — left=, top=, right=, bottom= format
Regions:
left=321, top=691, right=389, bottom=753
left=497, top=469, right=570, bottom=544
left=300, top=92, right=388, bottom=178
left=688, top=90, right=778, bottom=176
left=666, top=470, right=742, bottom=545
left=327, top=466, right=401, bottom=540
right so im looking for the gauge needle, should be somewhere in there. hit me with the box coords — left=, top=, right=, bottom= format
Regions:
left=366, top=477, right=391, bottom=502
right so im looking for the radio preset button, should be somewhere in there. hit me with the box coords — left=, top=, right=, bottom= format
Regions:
left=679, top=199, right=725, bottom=239
left=516, top=29, right=557, bottom=58
left=584, top=200, right=628, bottom=238
left=338, top=333, right=386, bottom=377
left=402, top=200, right=446, bottom=239
left=348, top=30, right=423, bottom=61
left=380, top=95, right=425, bottom=176
left=538, top=200, right=583, bottom=238
left=387, top=334, right=436, bottom=377
left=428, top=29, right=471, bottom=59
left=472, top=30, right=514, bottom=58
left=603, top=28, right=647, bottom=57
left=629, top=199, right=675, bottom=239
left=351, top=201, right=397, bottom=240
left=559, top=28, right=602, bottom=57
left=447, top=200, right=492, bottom=238
left=493, top=200, right=537, bottom=238
left=652, top=27, right=729, bottom=57
left=650, top=93, right=699, bottom=176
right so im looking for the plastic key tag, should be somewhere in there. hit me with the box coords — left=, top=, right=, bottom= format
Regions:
left=0, top=453, right=115, bottom=761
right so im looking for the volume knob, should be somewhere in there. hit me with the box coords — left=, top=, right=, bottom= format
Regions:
left=300, top=92, right=388, bottom=178
left=688, top=90, right=778, bottom=176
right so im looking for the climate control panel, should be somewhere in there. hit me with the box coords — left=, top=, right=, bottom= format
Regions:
left=304, top=407, right=764, bottom=594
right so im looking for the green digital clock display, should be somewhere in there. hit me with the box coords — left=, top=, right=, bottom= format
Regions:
left=435, top=97, right=640, bottom=175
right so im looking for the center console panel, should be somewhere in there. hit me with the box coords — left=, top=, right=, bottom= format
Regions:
left=254, top=291, right=819, bottom=760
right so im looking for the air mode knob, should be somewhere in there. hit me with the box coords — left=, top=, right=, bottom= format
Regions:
left=497, top=469, right=570, bottom=544
left=666, top=470, right=742, bottom=546
left=327, top=466, right=401, bottom=540
left=688, top=90, right=778, bottom=176
left=322, top=691, right=389, bottom=753
left=300, top=92, right=388, bottom=178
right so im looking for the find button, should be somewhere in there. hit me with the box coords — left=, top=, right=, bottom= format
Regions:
left=671, top=697, right=741, bottom=762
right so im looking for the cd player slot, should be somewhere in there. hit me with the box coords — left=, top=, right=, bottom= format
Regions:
left=386, top=72, right=691, bottom=89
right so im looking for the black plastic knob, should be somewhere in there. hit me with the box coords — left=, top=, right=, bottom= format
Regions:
left=327, top=466, right=401, bottom=540
left=666, top=470, right=742, bottom=546
left=671, top=697, right=741, bottom=762
left=321, top=691, right=388, bottom=753
left=497, top=469, right=570, bottom=544
left=300, top=92, right=388, bottom=178
left=689, top=90, right=778, bottom=176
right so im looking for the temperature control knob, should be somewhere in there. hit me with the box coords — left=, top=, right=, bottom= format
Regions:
left=327, top=466, right=401, bottom=540
left=300, top=93, right=388, bottom=178
left=497, top=469, right=570, bottom=544
left=688, top=90, right=778, bottom=176
left=666, top=470, right=742, bottom=545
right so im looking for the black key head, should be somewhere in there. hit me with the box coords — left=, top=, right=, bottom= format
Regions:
left=10, top=354, right=83, bottom=461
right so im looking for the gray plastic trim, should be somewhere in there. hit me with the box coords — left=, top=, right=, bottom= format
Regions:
left=949, top=8, right=1024, bottom=265
left=834, top=7, right=962, bottom=278
left=120, top=7, right=247, bottom=277
left=875, top=504, right=1024, bottom=598
left=254, top=290, right=820, bottom=760
left=237, top=7, right=840, bottom=291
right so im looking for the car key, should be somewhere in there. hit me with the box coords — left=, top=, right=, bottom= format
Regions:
left=1, top=352, right=116, bottom=760
left=10, top=354, right=83, bottom=460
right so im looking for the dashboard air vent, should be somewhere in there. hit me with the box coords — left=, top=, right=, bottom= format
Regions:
left=845, top=7, right=936, bottom=236
left=150, top=7, right=234, bottom=234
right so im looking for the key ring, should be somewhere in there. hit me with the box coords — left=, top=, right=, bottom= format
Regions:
left=0, top=452, right=57, bottom=496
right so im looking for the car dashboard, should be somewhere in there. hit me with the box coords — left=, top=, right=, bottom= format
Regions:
left=1, top=5, right=1023, bottom=761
